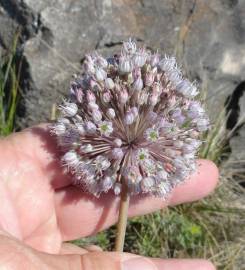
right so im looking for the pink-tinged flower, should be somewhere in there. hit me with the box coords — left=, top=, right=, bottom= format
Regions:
left=51, top=39, right=209, bottom=198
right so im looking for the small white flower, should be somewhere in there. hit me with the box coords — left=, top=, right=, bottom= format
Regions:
left=95, top=155, right=111, bottom=170
left=137, top=148, right=149, bottom=162
left=145, top=128, right=159, bottom=142
left=99, top=121, right=113, bottom=136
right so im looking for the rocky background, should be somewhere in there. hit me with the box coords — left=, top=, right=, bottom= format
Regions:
left=0, top=0, right=244, bottom=163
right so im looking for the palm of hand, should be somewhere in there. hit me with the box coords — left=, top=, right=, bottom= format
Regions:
left=0, top=126, right=68, bottom=253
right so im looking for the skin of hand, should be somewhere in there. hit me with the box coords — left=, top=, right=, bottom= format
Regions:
left=0, top=124, right=219, bottom=270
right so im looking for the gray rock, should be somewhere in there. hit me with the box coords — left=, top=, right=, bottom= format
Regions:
left=227, top=82, right=245, bottom=176
left=0, top=0, right=245, bottom=126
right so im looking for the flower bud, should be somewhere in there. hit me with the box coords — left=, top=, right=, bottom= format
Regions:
left=176, top=79, right=199, bottom=97
left=75, top=123, right=86, bottom=135
left=156, top=170, right=168, bottom=181
left=124, top=111, right=135, bottom=125
left=175, top=115, right=186, bottom=126
left=197, top=118, right=209, bottom=131
left=88, top=102, right=99, bottom=111
left=102, top=91, right=111, bottom=103
left=132, top=76, right=143, bottom=91
left=150, top=53, right=160, bottom=67
left=137, top=90, right=148, bottom=105
left=147, top=111, right=157, bottom=121
left=60, top=102, right=78, bottom=117
left=95, top=155, right=111, bottom=170
left=133, top=50, right=147, bottom=67
left=101, top=176, right=113, bottom=191
left=85, top=121, right=97, bottom=134
left=188, top=101, right=204, bottom=119
left=107, top=108, right=116, bottom=119
left=152, top=82, right=162, bottom=94
left=74, top=89, right=83, bottom=103
left=87, top=91, right=96, bottom=103
left=112, top=148, right=124, bottom=159
left=173, top=140, right=184, bottom=148
left=90, top=79, right=101, bottom=92
left=52, top=122, right=66, bottom=135
left=58, top=117, right=70, bottom=124
left=96, top=55, right=108, bottom=68
left=95, top=67, right=107, bottom=81
left=113, top=138, right=122, bottom=147
left=158, top=56, right=176, bottom=72
left=122, top=39, right=137, bottom=54
left=92, top=109, right=102, bottom=122
left=62, top=151, right=79, bottom=168
left=149, top=93, right=158, bottom=106
left=141, top=177, right=154, bottom=192
left=119, top=55, right=133, bottom=73
left=182, top=144, right=194, bottom=154
left=145, top=70, right=155, bottom=87
left=131, top=107, right=139, bottom=118
left=80, top=144, right=93, bottom=153
left=84, top=60, right=95, bottom=74
left=105, top=78, right=115, bottom=89
left=119, top=88, right=129, bottom=104
left=167, top=69, right=182, bottom=86
left=114, top=183, right=122, bottom=195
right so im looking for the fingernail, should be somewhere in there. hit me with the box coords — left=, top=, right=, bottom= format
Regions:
left=123, top=257, right=157, bottom=270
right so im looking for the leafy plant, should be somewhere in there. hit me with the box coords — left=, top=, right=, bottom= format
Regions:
left=0, top=34, right=20, bottom=136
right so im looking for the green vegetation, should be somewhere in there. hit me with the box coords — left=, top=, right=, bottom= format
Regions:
left=0, top=35, right=20, bottom=136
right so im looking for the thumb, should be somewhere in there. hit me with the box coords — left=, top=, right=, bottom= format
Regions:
left=41, top=251, right=215, bottom=270
left=41, top=251, right=158, bottom=270
left=0, top=233, right=215, bottom=270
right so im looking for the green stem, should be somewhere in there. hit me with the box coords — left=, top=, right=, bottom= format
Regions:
left=115, top=186, right=130, bottom=252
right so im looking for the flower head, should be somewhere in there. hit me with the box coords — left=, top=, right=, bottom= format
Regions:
left=51, top=39, right=209, bottom=198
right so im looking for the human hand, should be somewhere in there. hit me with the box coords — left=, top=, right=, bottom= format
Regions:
left=0, top=124, right=218, bottom=269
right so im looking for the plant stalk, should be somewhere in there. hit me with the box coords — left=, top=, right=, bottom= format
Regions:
left=115, top=186, right=130, bottom=252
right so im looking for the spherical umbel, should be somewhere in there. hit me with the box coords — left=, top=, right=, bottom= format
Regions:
left=51, top=39, right=209, bottom=198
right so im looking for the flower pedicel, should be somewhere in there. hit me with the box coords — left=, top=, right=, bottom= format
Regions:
left=51, top=39, right=209, bottom=251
